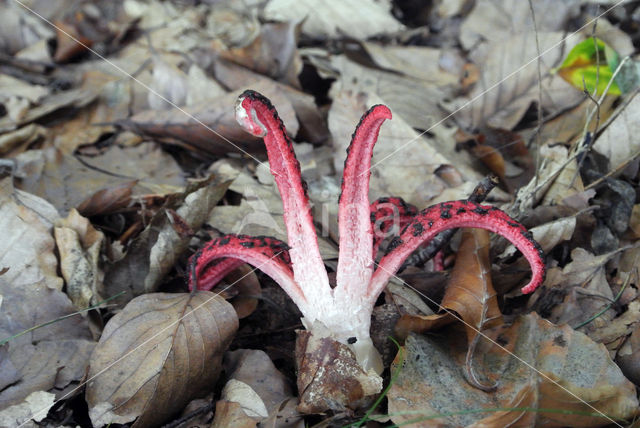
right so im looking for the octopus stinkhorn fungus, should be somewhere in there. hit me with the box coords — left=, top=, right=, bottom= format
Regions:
left=188, top=90, right=546, bottom=409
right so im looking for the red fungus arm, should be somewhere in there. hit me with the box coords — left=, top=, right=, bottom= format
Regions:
left=188, top=234, right=306, bottom=309
left=369, top=201, right=545, bottom=299
left=335, top=105, right=392, bottom=295
left=235, top=90, right=331, bottom=303
left=369, top=196, right=418, bottom=257
left=190, top=257, right=245, bottom=291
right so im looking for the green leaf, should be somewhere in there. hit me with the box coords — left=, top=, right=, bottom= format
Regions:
left=555, top=38, right=621, bottom=95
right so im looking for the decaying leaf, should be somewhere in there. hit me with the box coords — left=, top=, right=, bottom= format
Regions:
left=452, top=32, right=583, bottom=130
left=120, top=81, right=298, bottom=157
left=0, top=277, right=95, bottom=409
left=593, top=90, right=640, bottom=169
left=224, top=349, right=301, bottom=424
left=394, top=229, right=503, bottom=390
left=0, top=391, right=55, bottom=428
left=0, top=177, right=62, bottom=290
left=54, top=209, right=105, bottom=309
left=86, top=291, right=239, bottom=427
left=263, top=0, right=404, bottom=40
left=14, top=143, right=185, bottom=216
left=388, top=314, right=639, bottom=427
left=103, top=176, right=229, bottom=301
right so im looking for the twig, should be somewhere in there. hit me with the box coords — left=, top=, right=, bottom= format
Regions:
left=527, top=0, right=544, bottom=190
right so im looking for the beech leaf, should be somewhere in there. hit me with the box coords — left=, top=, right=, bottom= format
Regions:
left=555, top=38, right=622, bottom=95
left=86, top=292, right=239, bottom=427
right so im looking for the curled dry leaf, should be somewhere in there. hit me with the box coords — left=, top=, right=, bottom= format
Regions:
left=389, top=313, right=639, bottom=427
left=54, top=209, right=105, bottom=309
left=394, top=229, right=503, bottom=390
left=0, top=177, right=62, bottom=290
left=86, top=291, right=239, bottom=427
left=395, top=229, right=502, bottom=334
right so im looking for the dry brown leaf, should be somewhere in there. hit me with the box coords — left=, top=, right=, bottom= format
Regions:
left=211, top=400, right=259, bottom=428
left=0, top=124, right=48, bottom=157
left=54, top=209, right=105, bottom=309
left=219, top=21, right=301, bottom=87
left=14, top=143, right=185, bottom=215
left=86, top=291, right=239, bottom=427
left=329, top=55, right=449, bottom=131
left=388, top=313, right=639, bottom=427
left=103, top=176, right=229, bottom=301
left=396, top=229, right=502, bottom=333
left=361, top=43, right=461, bottom=86
left=532, top=95, right=617, bottom=147
left=394, top=229, right=503, bottom=390
left=50, top=71, right=132, bottom=154
left=587, top=300, right=640, bottom=347
left=593, top=91, right=640, bottom=169
left=224, top=349, right=297, bottom=417
left=440, top=230, right=503, bottom=344
left=53, top=20, right=92, bottom=63
left=76, top=181, right=136, bottom=217
left=263, top=0, right=404, bottom=40
left=0, top=2, right=53, bottom=55
left=0, top=391, right=55, bottom=428
left=121, top=81, right=297, bottom=157
left=529, top=247, right=620, bottom=334
left=0, top=277, right=95, bottom=409
left=0, top=88, right=98, bottom=133
left=0, top=177, right=61, bottom=290
left=452, top=32, right=583, bottom=130
left=459, top=0, right=579, bottom=50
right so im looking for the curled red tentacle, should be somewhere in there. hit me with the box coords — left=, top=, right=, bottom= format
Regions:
left=370, top=197, right=418, bottom=257
left=188, top=234, right=304, bottom=307
left=370, top=200, right=545, bottom=299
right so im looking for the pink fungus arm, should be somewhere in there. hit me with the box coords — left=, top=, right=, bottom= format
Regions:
left=370, top=201, right=545, bottom=299
left=336, top=105, right=392, bottom=293
left=235, top=90, right=330, bottom=301
left=370, top=196, right=418, bottom=257
left=188, top=234, right=305, bottom=309
left=189, top=257, right=245, bottom=291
